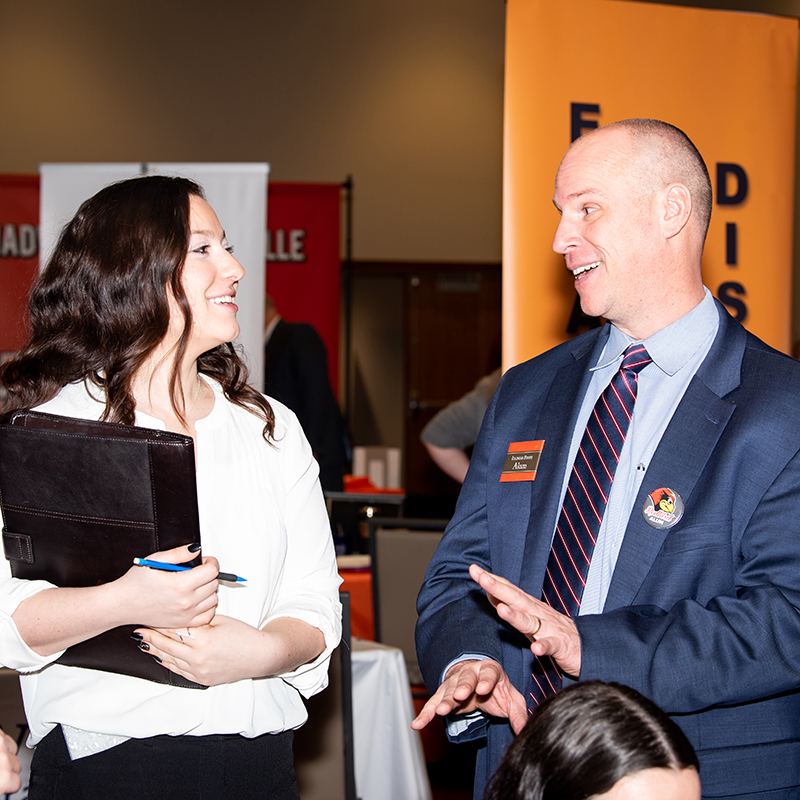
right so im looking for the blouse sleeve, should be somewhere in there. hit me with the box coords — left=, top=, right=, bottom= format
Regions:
left=263, top=411, right=342, bottom=698
left=0, top=566, right=65, bottom=671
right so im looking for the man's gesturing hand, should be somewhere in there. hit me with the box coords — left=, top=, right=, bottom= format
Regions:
left=411, top=658, right=528, bottom=735
left=469, top=564, right=582, bottom=678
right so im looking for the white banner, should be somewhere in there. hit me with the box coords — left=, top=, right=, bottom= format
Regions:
left=39, top=163, right=268, bottom=378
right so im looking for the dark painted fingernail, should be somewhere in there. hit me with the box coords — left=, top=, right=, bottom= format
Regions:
left=138, top=642, right=150, bottom=652
left=130, top=632, right=143, bottom=641
left=188, top=542, right=201, bottom=553
left=152, top=655, right=163, bottom=663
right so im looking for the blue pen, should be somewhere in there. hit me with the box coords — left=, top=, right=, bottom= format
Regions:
left=133, top=557, right=247, bottom=583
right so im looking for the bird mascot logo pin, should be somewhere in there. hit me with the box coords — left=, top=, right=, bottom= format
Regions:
left=642, top=487, right=684, bottom=529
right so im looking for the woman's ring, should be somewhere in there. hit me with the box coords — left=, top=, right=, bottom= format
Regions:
left=529, top=615, right=542, bottom=637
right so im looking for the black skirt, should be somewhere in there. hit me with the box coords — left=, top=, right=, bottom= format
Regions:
left=28, top=724, right=300, bottom=800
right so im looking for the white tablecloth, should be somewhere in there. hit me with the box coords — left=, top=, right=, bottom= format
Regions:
left=352, top=639, right=432, bottom=800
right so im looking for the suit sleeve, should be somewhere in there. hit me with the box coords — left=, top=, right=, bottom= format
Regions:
left=415, top=388, right=508, bottom=696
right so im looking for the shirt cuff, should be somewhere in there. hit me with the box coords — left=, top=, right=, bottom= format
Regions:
left=267, top=595, right=343, bottom=698
left=0, top=578, right=66, bottom=671
left=446, top=710, right=489, bottom=742
left=440, top=653, right=494, bottom=742
left=0, top=611, right=65, bottom=672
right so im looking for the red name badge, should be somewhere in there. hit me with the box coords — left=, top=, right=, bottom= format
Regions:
left=500, top=440, right=544, bottom=482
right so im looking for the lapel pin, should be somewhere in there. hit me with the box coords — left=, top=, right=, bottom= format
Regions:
left=642, top=487, right=684, bottom=529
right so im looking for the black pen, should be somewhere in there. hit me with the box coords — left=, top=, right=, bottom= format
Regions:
left=133, top=557, right=247, bottom=583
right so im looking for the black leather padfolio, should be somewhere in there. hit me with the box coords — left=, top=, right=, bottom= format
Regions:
left=0, top=410, right=206, bottom=688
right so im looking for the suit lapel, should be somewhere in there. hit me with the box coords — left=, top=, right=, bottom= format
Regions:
left=604, top=304, right=746, bottom=610
left=516, top=331, right=605, bottom=596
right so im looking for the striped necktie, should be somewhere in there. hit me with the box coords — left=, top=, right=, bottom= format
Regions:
left=529, top=343, right=652, bottom=707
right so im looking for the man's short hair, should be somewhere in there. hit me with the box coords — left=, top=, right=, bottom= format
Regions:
left=604, top=119, right=713, bottom=243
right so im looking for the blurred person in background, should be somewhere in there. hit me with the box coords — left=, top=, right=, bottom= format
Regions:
left=264, top=295, right=349, bottom=492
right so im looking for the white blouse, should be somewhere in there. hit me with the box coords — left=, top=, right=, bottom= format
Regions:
left=0, top=378, right=342, bottom=746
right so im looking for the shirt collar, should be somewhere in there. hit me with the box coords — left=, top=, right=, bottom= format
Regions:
left=593, top=287, right=718, bottom=376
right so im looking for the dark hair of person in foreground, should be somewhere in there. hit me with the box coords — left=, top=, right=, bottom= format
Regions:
left=0, top=174, right=274, bottom=438
left=484, top=681, right=699, bottom=800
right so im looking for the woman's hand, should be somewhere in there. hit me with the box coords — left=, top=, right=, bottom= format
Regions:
left=134, top=615, right=326, bottom=687
left=0, top=731, right=21, bottom=794
left=12, top=544, right=219, bottom=656
left=115, top=545, right=219, bottom=630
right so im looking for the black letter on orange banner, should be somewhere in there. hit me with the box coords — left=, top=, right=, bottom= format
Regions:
left=718, top=281, right=747, bottom=323
left=717, top=163, right=749, bottom=205
left=725, top=222, right=738, bottom=266
left=570, top=103, right=600, bottom=143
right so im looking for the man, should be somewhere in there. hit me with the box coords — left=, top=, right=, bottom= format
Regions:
left=264, top=295, right=349, bottom=492
left=414, top=119, right=800, bottom=799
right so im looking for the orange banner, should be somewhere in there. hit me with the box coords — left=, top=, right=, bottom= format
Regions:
left=504, top=0, right=799, bottom=365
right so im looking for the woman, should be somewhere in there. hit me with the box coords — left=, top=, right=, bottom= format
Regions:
left=0, top=175, right=341, bottom=798
left=484, top=681, right=700, bottom=800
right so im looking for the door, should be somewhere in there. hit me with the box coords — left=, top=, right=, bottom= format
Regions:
left=405, top=267, right=502, bottom=516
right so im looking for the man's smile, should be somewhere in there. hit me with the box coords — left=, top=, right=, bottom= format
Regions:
left=571, top=260, right=601, bottom=278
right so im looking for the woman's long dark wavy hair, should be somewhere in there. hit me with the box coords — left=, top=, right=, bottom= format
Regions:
left=0, top=175, right=275, bottom=438
left=484, top=681, right=699, bottom=800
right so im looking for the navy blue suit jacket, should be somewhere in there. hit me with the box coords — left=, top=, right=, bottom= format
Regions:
left=416, top=302, right=800, bottom=799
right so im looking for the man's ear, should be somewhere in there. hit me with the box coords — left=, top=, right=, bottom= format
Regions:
left=661, top=182, right=692, bottom=239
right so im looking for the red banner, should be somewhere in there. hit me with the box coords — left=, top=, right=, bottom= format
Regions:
left=0, top=176, right=39, bottom=356
left=266, top=182, right=341, bottom=397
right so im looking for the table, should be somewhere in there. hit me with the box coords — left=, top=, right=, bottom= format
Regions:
left=325, top=491, right=404, bottom=554
left=352, top=639, right=432, bottom=800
